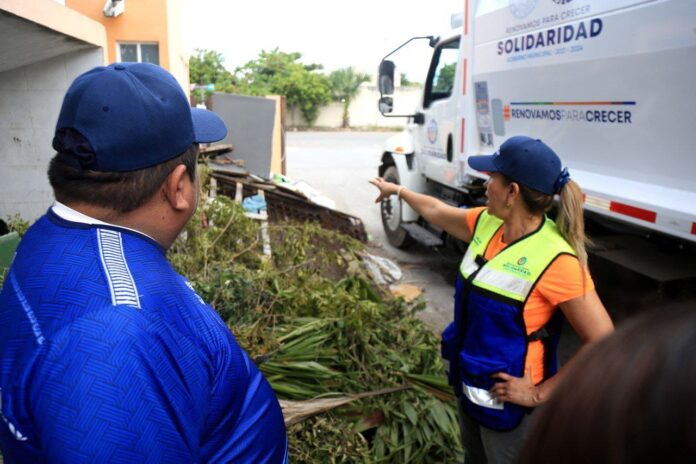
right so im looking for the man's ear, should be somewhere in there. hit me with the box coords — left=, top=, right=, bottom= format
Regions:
left=163, top=164, right=192, bottom=211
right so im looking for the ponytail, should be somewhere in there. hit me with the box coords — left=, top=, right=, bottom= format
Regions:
left=556, top=179, right=589, bottom=268
left=506, top=174, right=590, bottom=268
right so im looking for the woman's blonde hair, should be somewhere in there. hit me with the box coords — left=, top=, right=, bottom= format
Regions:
left=556, top=180, right=589, bottom=267
left=508, top=176, right=589, bottom=267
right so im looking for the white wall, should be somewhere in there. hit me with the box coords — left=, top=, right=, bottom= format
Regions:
left=287, top=84, right=423, bottom=128
left=0, top=48, right=104, bottom=221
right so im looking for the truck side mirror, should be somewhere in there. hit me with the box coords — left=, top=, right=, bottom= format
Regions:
left=378, top=97, right=393, bottom=114
left=378, top=60, right=396, bottom=95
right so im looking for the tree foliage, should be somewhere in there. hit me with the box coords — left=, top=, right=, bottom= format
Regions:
left=234, top=49, right=332, bottom=126
left=189, top=48, right=381, bottom=128
left=328, top=67, right=371, bottom=128
left=400, top=73, right=420, bottom=87
left=189, top=49, right=235, bottom=98
left=433, top=63, right=456, bottom=94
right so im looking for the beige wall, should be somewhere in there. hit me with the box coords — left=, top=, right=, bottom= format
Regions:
left=66, top=0, right=189, bottom=93
left=165, top=0, right=189, bottom=94
left=266, top=95, right=285, bottom=175
left=287, top=84, right=423, bottom=128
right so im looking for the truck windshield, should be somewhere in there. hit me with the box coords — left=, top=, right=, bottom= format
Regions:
left=424, top=37, right=460, bottom=108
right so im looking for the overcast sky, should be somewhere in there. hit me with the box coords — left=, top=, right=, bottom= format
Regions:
left=184, top=0, right=462, bottom=82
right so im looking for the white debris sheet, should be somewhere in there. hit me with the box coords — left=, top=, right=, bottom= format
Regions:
left=361, top=253, right=403, bottom=286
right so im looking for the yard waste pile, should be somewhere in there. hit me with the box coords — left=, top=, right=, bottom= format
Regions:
left=169, top=185, right=464, bottom=462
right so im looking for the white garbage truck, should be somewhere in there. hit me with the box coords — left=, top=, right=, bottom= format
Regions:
left=377, top=0, right=696, bottom=280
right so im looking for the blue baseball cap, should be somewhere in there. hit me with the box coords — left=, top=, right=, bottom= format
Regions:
left=53, top=62, right=227, bottom=172
left=467, top=136, right=569, bottom=195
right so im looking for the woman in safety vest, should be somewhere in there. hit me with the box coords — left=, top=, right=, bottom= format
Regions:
left=369, top=136, right=614, bottom=464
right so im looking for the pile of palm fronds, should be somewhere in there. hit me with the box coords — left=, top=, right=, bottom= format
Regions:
left=170, top=188, right=463, bottom=462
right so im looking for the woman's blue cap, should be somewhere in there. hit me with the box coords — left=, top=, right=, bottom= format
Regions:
left=53, top=62, right=227, bottom=172
left=467, top=136, right=569, bottom=195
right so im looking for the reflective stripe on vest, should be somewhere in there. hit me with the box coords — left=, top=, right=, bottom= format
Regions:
left=475, top=267, right=533, bottom=302
left=463, top=384, right=504, bottom=410
left=460, top=250, right=479, bottom=277
left=460, top=210, right=576, bottom=302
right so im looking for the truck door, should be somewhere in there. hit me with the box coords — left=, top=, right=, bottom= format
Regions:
left=415, top=36, right=460, bottom=188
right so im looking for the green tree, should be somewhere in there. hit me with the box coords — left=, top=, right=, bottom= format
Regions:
left=399, top=73, right=421, bottom=87
left=234, top=49, right=332, bottom=127
left=433, top=62, right=456, bottom=94
left=328, top=67, right=371, bottom=128
left=189, top=49, right=235, bottom=100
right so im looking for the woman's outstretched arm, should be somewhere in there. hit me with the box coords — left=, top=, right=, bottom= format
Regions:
left=369, top=177, right=474, bottom=243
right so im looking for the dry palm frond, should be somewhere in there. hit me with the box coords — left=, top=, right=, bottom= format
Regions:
left=280, top=386, right=409, bottom=426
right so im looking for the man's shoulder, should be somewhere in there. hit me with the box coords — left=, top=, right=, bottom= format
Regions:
left=6, top=221, right=173, bottom=334
left=15, top=213, right=91, bottom=257
left=7, top=217, right=228, bottom=360
left=52, top=300, right=152, bottom=342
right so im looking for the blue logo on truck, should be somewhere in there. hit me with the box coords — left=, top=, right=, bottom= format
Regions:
left=427, top=119, right=438, bottom=144
left=498, top=18, right=602, bottom=55
left=509, top=0, right=538, bottom=19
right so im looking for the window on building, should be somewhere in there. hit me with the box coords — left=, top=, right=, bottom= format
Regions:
left=118, top=43, right=160, bottom=65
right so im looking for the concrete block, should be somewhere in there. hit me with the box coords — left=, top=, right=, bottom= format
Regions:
left=0, top=91, right=32, bottom=130
left=64, top=49, right=104, bottom=83
left=24, top=57, right=69, bottom=91
left=0, top=164, right=54, bottom=221
left=0, top=128, right=36, bottom=165
left=28, top=91, right=64, bottom=129
left=0, top=68, right=28, bottom=91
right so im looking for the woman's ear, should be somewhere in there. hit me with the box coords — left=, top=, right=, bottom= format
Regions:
left=508, top=181, right=521, bottom=202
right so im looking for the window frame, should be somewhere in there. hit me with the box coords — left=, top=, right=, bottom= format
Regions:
left=116, top=42, right=160, bottom=65
left=423, top=36, right=460, bottom=109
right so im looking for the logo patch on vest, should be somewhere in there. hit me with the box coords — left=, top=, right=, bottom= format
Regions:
left=503, top=260, right=531, bottom=276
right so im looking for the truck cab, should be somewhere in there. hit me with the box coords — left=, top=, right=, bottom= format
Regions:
left=377, top=30, right=481, bottom=248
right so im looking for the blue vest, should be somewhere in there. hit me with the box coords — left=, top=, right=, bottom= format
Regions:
left=441, top=210, right=575, bottom=431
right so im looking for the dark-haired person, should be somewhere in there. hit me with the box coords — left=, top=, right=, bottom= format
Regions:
left=518, top=305, right=696, bottom=464
left=0, top=63, right=288, bottom=463
left=370, top=136, right=614, bottom=464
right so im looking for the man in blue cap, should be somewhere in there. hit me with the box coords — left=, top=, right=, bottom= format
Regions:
left=0, top=63, right=288, bottom=463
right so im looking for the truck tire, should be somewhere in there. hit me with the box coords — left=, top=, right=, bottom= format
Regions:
left=381, top=165, right=414, bottom=248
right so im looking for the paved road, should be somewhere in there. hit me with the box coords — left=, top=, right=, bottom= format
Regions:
left=286, top=130, right=457, bottom=330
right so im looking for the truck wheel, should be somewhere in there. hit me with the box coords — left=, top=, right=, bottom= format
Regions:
left=381, top=165, right=413, bottom=248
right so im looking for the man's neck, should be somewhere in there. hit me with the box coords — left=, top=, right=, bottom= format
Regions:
left=57, top=200, right=175, bottom=249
